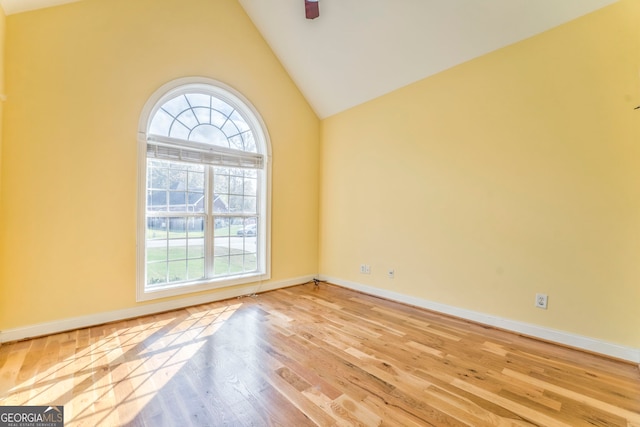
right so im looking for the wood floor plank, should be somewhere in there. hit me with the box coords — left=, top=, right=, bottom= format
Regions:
left=1, top=283, right=639, bottom=426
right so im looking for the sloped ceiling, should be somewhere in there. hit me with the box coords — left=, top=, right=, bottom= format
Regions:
left=1, top=0, right=620, bottom=118
left=239, top=0, right=619, bottom=118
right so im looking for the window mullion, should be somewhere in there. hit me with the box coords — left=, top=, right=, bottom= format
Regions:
left=205, top=165, right=215, bottom=278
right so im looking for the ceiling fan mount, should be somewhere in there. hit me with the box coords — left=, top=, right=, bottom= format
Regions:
left=305, top=0, right=319, bottom=20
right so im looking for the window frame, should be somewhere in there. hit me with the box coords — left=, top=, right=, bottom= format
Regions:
left=136, top=77, right=272, bottom=302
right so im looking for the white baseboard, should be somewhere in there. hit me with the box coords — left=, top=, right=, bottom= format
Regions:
left=0, top=275, right=315, bottom=344
left=321, top=275, right=640, bottom=364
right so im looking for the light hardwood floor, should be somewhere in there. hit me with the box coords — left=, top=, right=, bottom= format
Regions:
left=1, top=283, right=639, bottom=426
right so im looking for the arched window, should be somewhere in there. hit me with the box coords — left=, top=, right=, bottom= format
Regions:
left=137, top=78, right=271, bottom=301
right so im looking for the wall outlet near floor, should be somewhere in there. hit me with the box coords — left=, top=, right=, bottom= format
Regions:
left=388, top=269, right=395, bottom=279
left=535, top=293, right=548, bottom=309
left=360, top=264, right=371, bottom=274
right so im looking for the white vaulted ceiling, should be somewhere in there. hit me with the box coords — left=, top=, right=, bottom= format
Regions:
left=238, top=0, right=619, bottom=118
left=1, top=0, right=620, bottom=118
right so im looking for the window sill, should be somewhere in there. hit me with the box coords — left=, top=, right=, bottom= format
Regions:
left=136, top=271, right=270, bottom=302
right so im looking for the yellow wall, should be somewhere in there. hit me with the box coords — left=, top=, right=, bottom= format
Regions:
left=0, top=0, right=320, bottom=329
left=0, top=5, right=5, bottom=328
left=320, top=0, right=640, bottom=348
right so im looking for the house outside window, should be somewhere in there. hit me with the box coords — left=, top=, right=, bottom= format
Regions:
left=137, top=78, right=271, bottom=301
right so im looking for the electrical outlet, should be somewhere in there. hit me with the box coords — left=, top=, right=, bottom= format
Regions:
left=535, top=293, right=548, bottom=309
left=388, top=269, right=395, bottom=279
left=360, top=264, right=371, bottom=274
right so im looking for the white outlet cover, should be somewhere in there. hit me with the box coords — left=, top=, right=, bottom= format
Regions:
left=535, top=293, right=548, bottom=309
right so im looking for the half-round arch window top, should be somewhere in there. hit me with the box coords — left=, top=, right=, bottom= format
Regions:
left=149, top=93, right=257, bottom=153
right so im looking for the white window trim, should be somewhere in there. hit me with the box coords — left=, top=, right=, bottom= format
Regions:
left=136, top=77, right=272, bottom=302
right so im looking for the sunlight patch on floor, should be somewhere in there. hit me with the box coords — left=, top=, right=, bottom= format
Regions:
left=0, top=303, right=243, bottom=426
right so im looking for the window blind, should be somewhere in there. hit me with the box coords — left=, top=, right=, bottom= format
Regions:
left=147, top=135, right=264, bottom=169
